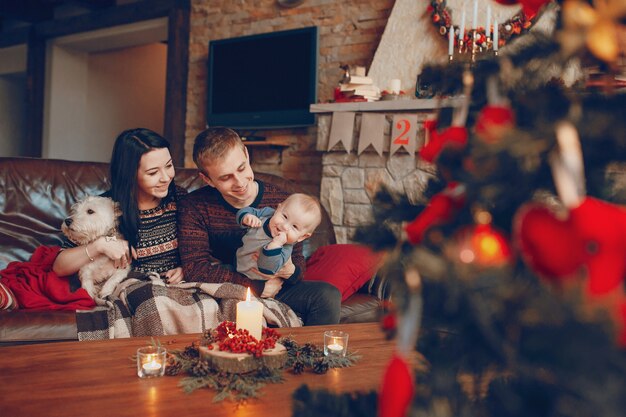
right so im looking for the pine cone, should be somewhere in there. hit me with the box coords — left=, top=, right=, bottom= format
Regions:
left=312, top=357, right=329, bottom=374
left=300, top=343, right=315, bottom=356
left=281, top=338, right=299, bottom=351
left=165, top=357, right=182, bottom=376
left=292, top=360, right=305, bottom=375
left=181, top=344, right=200, bottom=360
left=201, top=329, right=217, bottom=345
left=189, top=359, right=211, bottom=377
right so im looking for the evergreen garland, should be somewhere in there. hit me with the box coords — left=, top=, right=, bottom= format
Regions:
left=163, top=331, right=360, bottom=403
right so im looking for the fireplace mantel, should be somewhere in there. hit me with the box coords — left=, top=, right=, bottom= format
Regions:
left=310, top=97, right=460, bottom=114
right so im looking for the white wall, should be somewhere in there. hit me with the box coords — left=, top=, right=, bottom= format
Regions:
left=0, top=45, right=27, bottom=157
left=44, top=43, right=166, bottom=162
left=43, top=18, right=168, bottom=162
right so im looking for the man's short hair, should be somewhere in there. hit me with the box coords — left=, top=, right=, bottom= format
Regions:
left=192, top=127, right=245, bottom=173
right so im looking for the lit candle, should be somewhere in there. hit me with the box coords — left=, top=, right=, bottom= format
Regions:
left=142, top=356, right=162, bottom=376
left=236, top=287, right=263, bottom=340
left=459, top=8, right=466, bottom=41
left=448, top=27, right=454, bottom=56
left=327, top=343, right=344, bottom=353
left=493, top=20, right=499, bottom=51
left=485, top=6, right=491, bottom=37
left=472, top=0, right=478, bottom=30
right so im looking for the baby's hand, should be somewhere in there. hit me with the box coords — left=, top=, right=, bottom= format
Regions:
left=242, top=214, right=262, bottom=227
left=271, top=231, right=288, bottom=247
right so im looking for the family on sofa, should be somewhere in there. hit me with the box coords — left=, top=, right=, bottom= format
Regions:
left=0, top=127, right=387, bottom=344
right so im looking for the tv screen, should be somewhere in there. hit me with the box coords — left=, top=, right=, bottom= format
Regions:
left=207, top=26, right=319, bottom=130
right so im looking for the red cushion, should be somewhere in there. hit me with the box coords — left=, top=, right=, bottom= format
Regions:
left=304, top=244, right=383, bottom=301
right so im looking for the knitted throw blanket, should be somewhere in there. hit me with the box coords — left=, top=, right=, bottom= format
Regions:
left=76, top=275, right=302, bottom=340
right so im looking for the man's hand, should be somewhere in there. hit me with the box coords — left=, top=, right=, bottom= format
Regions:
left=163, top=267, right=184, bottom=284
left=242, top=214, right=263, bottom=227
left=260, top=277, right=283, bottom=298
left=250, top=257, right=295, bottom=280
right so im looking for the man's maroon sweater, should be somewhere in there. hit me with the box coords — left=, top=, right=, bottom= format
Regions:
left=177, top=180, right=305, bottom=296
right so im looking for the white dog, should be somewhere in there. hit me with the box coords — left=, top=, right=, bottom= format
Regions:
left=61, top=196, right=130, bottom=305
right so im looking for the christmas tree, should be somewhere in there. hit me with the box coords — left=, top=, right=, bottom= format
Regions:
left=295, top=1, right=626, bottom=416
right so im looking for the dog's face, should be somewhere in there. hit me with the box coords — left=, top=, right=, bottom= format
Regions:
left=61, top=196, right=122, bottom=245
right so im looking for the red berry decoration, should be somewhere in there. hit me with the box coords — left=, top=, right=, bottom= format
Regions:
left=207, top=321, right=280, bottom=357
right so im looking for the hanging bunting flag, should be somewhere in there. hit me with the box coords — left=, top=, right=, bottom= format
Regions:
left=358, top=113, right=386, bottom=156
left=328, top=112, right=356, bottom=153
left=390, top=114, right=418, bottom=156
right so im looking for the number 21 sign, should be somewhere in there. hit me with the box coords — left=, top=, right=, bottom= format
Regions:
left=390, top=114, right=418, bottom=156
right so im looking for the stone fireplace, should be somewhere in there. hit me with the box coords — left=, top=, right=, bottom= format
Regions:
left=312, top=100, right=449, bottom=243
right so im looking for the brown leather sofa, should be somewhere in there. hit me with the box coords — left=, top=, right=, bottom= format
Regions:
left=0, top=157, right=390, bottom=345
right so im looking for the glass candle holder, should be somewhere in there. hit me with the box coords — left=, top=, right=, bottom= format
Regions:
left=137, top=346, right=167, bottom=378
left=324, top=330, right=349, bottom=357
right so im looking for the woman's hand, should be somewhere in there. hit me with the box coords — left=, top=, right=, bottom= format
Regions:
left=93, top=236, right=130, bottom=269
left=260, top=277, right=283, bottom=298
left=163, top=267, right=184, bottom=284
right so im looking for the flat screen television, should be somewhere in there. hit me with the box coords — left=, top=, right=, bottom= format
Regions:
left=206, top=26, right=318, bottom=130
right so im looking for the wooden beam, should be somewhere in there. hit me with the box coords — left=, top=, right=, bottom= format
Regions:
left=0, top=26, right=29, bottom=48
left=34, top=0, right=175, bottom=39
left=163, top=0, right=189, bottom=167
left=24, top=29, right=45, bottom=157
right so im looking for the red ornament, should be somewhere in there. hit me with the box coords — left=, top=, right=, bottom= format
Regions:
left=405, top=183, right=466, bottom=245
left=515, top=197, right=626, bottom=296
left=475, top=105, right=516, bottom=144
left=454, top=223, right=512, bottom=267
left=378, top=353, right=414, bottom=417
left=419, top=121, right=468, bottom=163
left=491, top=0, right=551, bottom=19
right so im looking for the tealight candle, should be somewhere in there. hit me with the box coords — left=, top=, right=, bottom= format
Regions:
left=137, top=346, right=166, bottom=378
left=236, top=287, right=263, bottom=340
left=389, top=79, right=401, bottom=95
left=142, top=358, right=162, bottom=375
left=324, top=330, right=349, bottom=357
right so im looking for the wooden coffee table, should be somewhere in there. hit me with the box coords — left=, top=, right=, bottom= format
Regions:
left=0, top=323, right=393, bottom=417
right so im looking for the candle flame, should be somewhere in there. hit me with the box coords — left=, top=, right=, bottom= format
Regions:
left=246, top=287, right=251, bottom=302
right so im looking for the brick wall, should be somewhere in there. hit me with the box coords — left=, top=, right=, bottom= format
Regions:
left=185, top=0, right=394, bottom=195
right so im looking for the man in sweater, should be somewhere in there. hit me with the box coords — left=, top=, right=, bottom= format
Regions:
left=177, top=127, right=341, bottom=325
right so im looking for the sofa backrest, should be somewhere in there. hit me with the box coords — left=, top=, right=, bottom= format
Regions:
left=0, top=157, right=335, bottom=269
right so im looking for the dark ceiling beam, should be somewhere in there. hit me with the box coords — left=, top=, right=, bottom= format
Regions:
left=0, top=0, right=55, bottom=23
left=35, top=0, right=175, bottom=39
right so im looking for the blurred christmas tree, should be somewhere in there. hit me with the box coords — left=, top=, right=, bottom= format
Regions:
left=294, top=1, right=626, bottom=416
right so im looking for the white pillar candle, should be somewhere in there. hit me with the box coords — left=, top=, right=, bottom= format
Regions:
left=459, top=8, right=466, bottom=41
left=472, top=0, right=478, bottom=30
left=236, top=287, right=263, bottom=340
left=448, top=27, right=454, bottom=56
left=485, top=6, right=491, bottom=36
left=493, top=20, right=499, bottom=51
left=389, top=79, right=401, bottom=94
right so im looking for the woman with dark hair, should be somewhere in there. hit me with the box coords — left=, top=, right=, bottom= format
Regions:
left=53, top=128, right=186, bottom=285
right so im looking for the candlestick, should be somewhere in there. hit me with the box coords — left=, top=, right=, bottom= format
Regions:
left=448, top=27, right=454, bottom=57
left=493, top=20, right=499, bottom=52
left=485, top=6, right=491, bottom=37
left=236, top=287, right=263, bottom=340
left=459, top=8, right=466, bottom=41
left=472, top=0, right=478, bottom=30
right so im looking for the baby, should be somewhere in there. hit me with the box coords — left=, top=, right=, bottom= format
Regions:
left=235, top=193, right=322, bottom=287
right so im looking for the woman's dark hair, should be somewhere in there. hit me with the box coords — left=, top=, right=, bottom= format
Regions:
left=109, top=128, right=172, bottom=248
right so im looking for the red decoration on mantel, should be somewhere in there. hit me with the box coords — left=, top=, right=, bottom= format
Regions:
left=378, top=353, right=414, bottom=417
left=515, top=197, right=626, bottom=296
left=405, top=182, right=466, bottom=245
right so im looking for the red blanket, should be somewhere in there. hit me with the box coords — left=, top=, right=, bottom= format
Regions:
left=0, top=246, right=95, bottom=310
